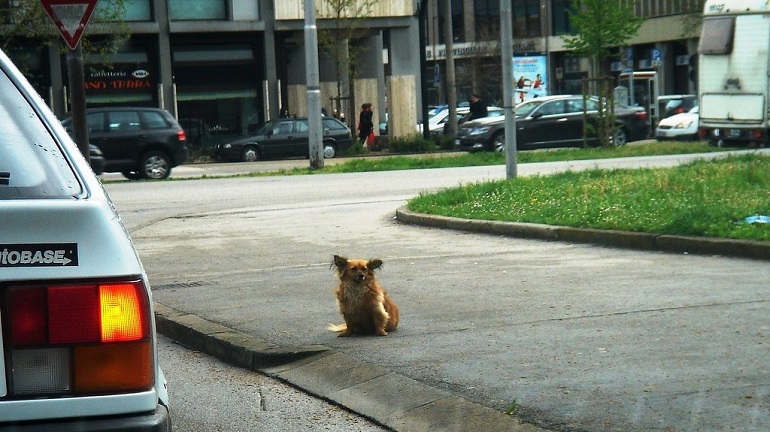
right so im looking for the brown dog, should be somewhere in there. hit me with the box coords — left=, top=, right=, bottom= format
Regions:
left=328, top=255, right=399, bottom=336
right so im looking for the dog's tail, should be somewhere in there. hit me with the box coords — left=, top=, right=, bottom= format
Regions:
left=327, top=323, right=347, bottom=332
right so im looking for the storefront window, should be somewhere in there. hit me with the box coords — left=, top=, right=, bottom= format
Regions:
left=173, top=44, right=261, bottom=148
left=169, top=0, right=226, bottom=20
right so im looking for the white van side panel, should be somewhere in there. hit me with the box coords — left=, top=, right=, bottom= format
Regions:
left=699, top=13, right=770, bottom=127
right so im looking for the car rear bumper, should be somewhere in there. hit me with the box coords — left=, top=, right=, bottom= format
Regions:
left=0, top=404, right=170, bottom=432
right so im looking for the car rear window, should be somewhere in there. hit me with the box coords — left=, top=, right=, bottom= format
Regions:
left=141, top=110, right=170, bottom=129
left=0, top=69, right=80, bottom=199
left=322, top=118, right=347, bottom=130
left=108, top=111, right=141, bottom=132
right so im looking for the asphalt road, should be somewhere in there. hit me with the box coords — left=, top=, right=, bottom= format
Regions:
left=105, top=152, right=770, bottom=432
left=159, top=335, right=389, bottom=431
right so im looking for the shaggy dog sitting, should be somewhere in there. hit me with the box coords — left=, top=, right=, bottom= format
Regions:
left=328, top=255, right=399, bottom=336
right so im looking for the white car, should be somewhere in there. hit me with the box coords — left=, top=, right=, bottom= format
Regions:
left=419, top=106, right=503, bottom=135
left=655, top=106, right=699, bottom=141
left=0, top=49, right=170, bottom=430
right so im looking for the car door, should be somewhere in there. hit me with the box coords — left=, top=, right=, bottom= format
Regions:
left=292, top=119, right=310, bottom=156
left=261, top=119, right=295, bottom=158
left=517, top=99, right=567, bottom=148
left=101, top=110, right=144, bottom=165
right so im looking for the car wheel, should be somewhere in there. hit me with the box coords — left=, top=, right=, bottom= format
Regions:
left=121, top=171, right=142, bottom=180
left=139, top=150, right=172, bottom=179
left=323, top=142, right=337, bottom=158
left=241, top=145, right=260, bottom=162
left=612, top=128, right=628, bottom=147
left=491, top=131, right=505, bottom=152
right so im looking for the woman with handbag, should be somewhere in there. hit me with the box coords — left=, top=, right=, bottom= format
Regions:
left=357, top=103, right=374, bottom=147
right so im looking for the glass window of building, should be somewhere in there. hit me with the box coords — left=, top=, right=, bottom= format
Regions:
left=169, top=0, right=226, bottom=20
left=513, top=0, right=541, bottom=37
left=95, top=0, right=152, bottom=21
left=473, top=0, right=499, bottom=41
left=551, top=0, right=575, bottom=35
left=437, top=0, right=465, bottom=43
left=172, top=44, right=260, bottom=148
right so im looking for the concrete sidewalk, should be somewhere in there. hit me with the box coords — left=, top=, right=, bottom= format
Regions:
left=153, top=211, right=767, bottom=431
left=154, top=302, right=546, bottom=432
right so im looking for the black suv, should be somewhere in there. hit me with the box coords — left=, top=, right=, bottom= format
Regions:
left=63, top=107, right=189, bottom=179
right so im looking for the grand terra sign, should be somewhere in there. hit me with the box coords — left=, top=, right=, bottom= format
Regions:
left=84, top=68, right=151, bottom=92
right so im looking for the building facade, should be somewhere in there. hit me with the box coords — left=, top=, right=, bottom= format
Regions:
left=6, top=0, right=704, bottom=142
left=426, top=0, right=704, bottom=122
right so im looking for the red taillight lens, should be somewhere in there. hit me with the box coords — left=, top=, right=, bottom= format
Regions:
left=9, top=287, right=47, bottom=346
left=635, top=111, right=648, bottom=121
left=6, top=280, right=153, bottom=396
left=49, top=285, right=101, bottom=344
left=177, top=128, right=187, bottom=141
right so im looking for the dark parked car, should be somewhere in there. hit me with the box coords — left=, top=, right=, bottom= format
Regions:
left=89, top=143, right=105, bottom=175
left=62, top=107, right=189, bottom=180
left=214, top=117, right=353, bottom=162
left=455, top=95, right=650, bottom=152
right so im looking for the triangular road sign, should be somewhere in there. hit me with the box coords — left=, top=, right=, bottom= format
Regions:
left=40, top=0, right=99, bottom=50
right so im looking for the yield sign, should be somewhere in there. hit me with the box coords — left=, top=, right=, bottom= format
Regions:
left=40, top=0, right=98, bottom=50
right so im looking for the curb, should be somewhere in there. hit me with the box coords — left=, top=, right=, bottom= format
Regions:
left=154, top=302, right=553, bottom=432
left=394, top=207, right=770, bottom=261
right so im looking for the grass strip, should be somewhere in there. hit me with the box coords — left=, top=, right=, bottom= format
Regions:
left=407, top=154, right=770, bottom=242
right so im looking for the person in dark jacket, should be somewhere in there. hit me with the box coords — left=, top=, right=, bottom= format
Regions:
left=468, top=94, right=488, bottom=121
left=357, top=103, right=374, bottom=143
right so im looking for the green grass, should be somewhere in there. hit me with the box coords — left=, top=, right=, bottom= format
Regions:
left=406, top=154, right=770, bottom=242
left=233, top=141, right=733, bottom=177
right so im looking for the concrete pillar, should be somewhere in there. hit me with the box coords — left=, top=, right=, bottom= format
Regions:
left=388, top=19, right=422, bottom=137
left=156, top=0, right=174, bottom=115
left=261, top=0, right=280, bottom=121
left=353, top=34, right=383, bottom=134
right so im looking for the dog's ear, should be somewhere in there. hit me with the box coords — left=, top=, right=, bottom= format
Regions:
left=332, top=255, right=348, bottom=271
left=368, top=258, right=383, bottom=271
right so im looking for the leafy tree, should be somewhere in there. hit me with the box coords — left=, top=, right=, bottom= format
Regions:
left=562, top=0, right=642, bottom=78
left=561, top=0, right=642, bottom=147
left=0, top=0, right=130, bottom=82
left=317, top=0, right=377, bottom=132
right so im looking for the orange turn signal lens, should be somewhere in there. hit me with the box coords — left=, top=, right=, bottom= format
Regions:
left=73, top=341, right=153, bottom=393
left=99, top=282, right=149, bottom=342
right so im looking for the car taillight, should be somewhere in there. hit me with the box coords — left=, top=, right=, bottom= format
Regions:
left=634, top=111, right=648, bottom=121
left=6, top=281, right=153, bottom=396
left=176, top=128, right=187, bottom=142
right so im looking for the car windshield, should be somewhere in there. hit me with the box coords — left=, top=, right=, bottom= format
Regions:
left=0, top=68, right=80, bottom=199
left=256, top=121, right=276, bottom=135
left=514, top=100, right=541, bottom=116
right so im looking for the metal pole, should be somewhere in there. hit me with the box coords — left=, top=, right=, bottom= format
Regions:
left=419, top=0, right=430, bottom=139
left=501, top=0, right=517, bottom=178
left=304, top=0, right=324, bottom=169
left=66, top=45, right=89, bottom=163
left=443, top=0, right=457, bottom=137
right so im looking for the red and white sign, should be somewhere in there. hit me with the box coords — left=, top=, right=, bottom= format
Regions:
left=40, top=0, right=98, bottom=50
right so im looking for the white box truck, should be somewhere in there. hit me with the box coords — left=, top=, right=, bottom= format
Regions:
left=697, top=0, right=770, bottom=147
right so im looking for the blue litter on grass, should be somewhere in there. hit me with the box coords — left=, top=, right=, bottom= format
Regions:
left=744, top=215, right=770, bottom=224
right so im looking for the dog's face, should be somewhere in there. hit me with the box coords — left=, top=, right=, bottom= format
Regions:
left=333, top=255, right=382, bottom=283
